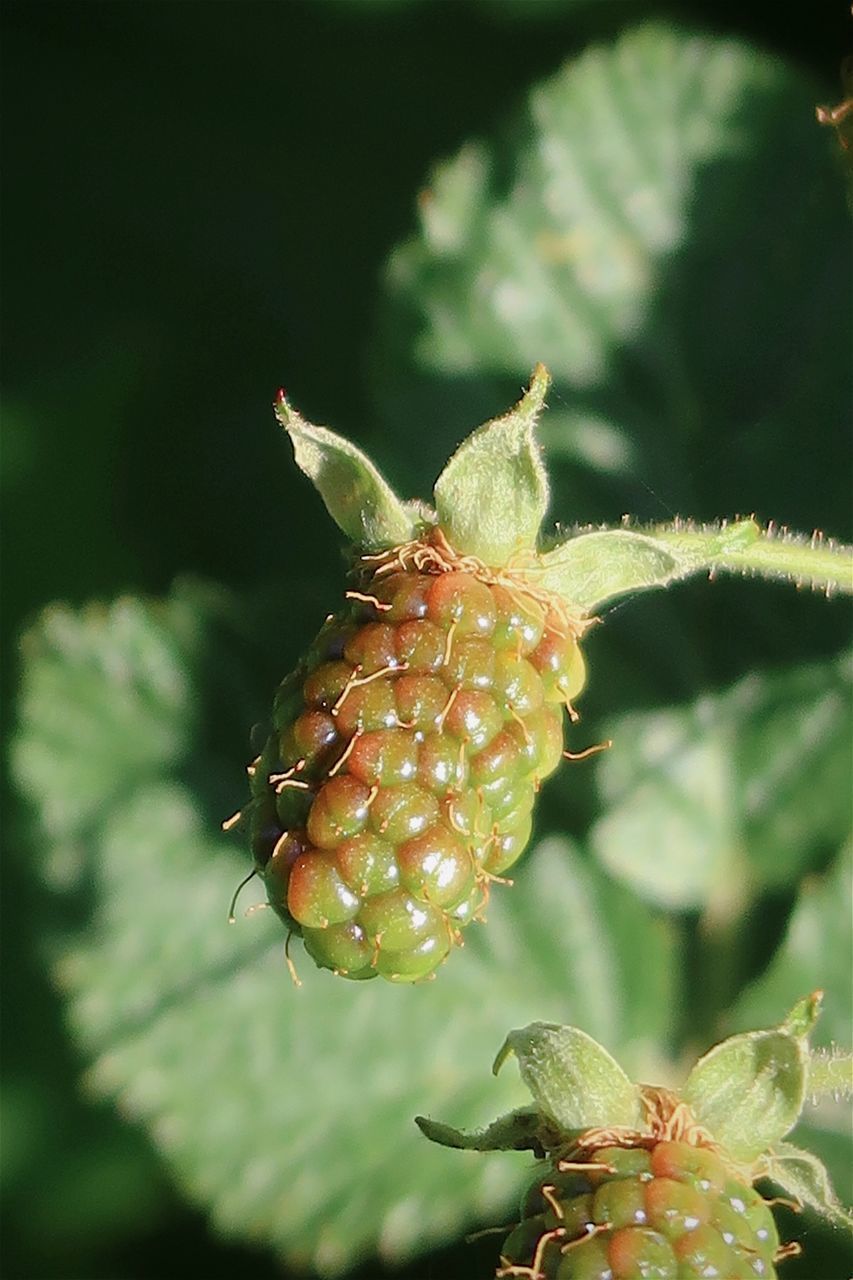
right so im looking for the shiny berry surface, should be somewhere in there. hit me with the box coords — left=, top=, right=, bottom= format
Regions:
left=243, top=564, right=586, bottom=982
left=503, top=1139, right=783, bottom=1279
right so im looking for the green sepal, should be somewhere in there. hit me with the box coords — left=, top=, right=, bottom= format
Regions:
left=765, top=1141, right=853, bottom=1231
left=414, top=1106, right=548, bottom=1154
left=520, top=519, right=853, bottom=617
left=274, top=391, right=423, bottom=551
left=683, top=996, right=819, bottom=1164
left=432, top=364, right=550, bottom=566
left=492, top=1023, right=643, bottom=1135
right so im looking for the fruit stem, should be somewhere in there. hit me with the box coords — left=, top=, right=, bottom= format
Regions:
left=532, top=518, right=853, bottom=615
left=678, top=522, right=853, bottom=597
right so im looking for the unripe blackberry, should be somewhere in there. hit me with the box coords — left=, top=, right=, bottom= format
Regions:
left=502, top=1138, right=785, bottom=1279
left=244, top=551, right=586, bottom=982
left=226, top=368, right=609, bottom=981
left=417, top=1003, right=844, bottom=1280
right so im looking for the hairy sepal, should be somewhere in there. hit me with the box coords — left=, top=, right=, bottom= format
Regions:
left=433, top=364, right=550, bottom=566
left=492, top=1022, right=642, bottom=1134
left=415, top=1106, right=547, bottom=1154
left=683, top=994, right=820, bottom=1165
left=275, top=391, right=422, bottom=551
left=765, top=1141, right=853, bottom=1231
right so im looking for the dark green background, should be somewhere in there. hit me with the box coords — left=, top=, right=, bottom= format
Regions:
left=2, top=3, right=850, bottom=1278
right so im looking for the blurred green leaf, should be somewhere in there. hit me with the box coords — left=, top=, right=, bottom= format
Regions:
left=731, top=849, right=853, bottom=1050
left=9, top=584, right=241, bottom=892
left=12, top=588, right=677, bottom=1275
left=12, top=600, right=194, bottom=846
left=732, top=669, right=852, bottom=888
left=378, top=22, right=849, bottom=520
left=589, top=655, right=852, bottom=908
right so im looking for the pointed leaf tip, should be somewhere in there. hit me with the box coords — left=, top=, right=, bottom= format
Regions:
left=273, top=391, right=420, bottom=551
left=526, top=362, right=551, bottom=410
left=784, top=991, right=823, bottom=1040
left=433, top=366, right=551, bottom=566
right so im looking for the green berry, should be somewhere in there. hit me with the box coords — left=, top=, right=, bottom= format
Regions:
left=644, top=1177, right=710, bottom=1240
left=484, top=812, right=533, bottom=874
left=343, top=621, right=398, bottom=672
left=416, top=731, right=468, bottom=794
left=395, top=619, right=447, bottom=672
left=470, top=729, right=522, bottom=784
left=443, top=636, right=496, bottom=690
left=718, top=1180, right=780, bottom=1262
left=555, top=1234, right=612, bottom=1279
left=500, top=1139, right=783, bottom=1280
left=443, top=688, right=504, bottom=751
left=335, top=832, right=399, bottom=896
left=492, top=652, right=545, bottom=717
left=333, top=679, right=399, bottom=737
left=650, top=1142, right=727, bottom=1199
left=417, top=1010, right=829, bottom=1277
left=394, top=673, right=448, bottom=732
left=348, top=728, right=419, bottom=786
left=490, top=582, right=546, bottom=654
left=237, top=563, right=587, bottom=982
left=374, top=929, right=451, bottom=982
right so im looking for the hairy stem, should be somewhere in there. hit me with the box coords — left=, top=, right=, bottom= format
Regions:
left=532, top=518, right=853, bottom=615
left=651, top=521, right=853, bottom=598
left=806, top=1049, right=853, bottom=1103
